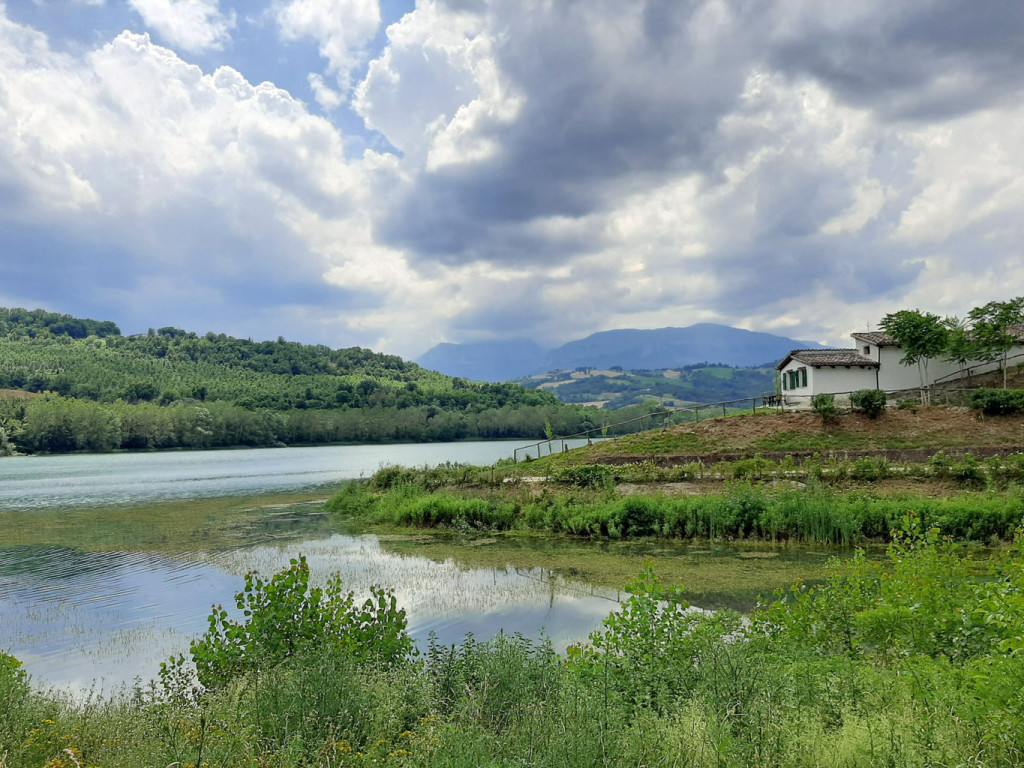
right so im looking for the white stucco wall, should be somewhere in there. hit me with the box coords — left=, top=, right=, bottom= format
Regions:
left=804, top=366, right=877, bottom=398
left=874, top=347, right=959, bottom=390
left=873, top=344, right=1024, bottom=390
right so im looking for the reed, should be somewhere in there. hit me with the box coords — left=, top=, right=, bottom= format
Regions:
left=330, top=477, right=1024, bottom=545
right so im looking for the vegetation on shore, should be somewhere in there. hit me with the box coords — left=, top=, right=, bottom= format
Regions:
left=2, top=517, right=1023, bottom=767
left=0, top=308, right=683, bottom=454
left=323, top=399, right=1024, bottom=545
left=327, top=456, right=1024, bottom=545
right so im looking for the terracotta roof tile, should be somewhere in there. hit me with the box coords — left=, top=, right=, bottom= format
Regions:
left=777, top=349, right=880, bottom=370
left=850, top=331, right=897, bottom=346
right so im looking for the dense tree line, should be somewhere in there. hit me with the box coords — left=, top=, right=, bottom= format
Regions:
left=0, top=396, right=605, bottom=453
left=0, top=330, right=562, bottom=413
left=0, top=307, right=620, bottom=453
left=0, top=307, right=120, bottom=339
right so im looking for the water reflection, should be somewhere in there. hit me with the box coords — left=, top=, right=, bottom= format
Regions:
left=0, top=532, right=619, bottom=692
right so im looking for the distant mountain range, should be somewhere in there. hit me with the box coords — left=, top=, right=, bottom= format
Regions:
left=417, top=324, right=828, bottom=382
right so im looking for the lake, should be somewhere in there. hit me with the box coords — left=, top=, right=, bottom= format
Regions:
left=0, top=440, right=837, bottom=693
left=0, top=439, right=588, bottom=510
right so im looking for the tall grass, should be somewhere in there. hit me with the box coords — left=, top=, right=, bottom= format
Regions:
left=328, top=479, right=1024, bottom=544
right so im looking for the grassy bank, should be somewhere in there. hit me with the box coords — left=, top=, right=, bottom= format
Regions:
left=543, top=407, right=1024, bottom=464
left=328, top=472, right=1024, bottom=545
left=2, top=518, right=1022, bottom=767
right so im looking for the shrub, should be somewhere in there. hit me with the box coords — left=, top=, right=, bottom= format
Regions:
left=929, top=450, right=954, bottom=478
left=950, top=453, right=985, bottom=489
left=850, top=389, right=887, bottom=419
left=971, top=388, right=1024, bottom=416
left=850, top=456, right=890, bottom=481
left=165, top=556, right=413, bottom=693
left=811, top=393, right=839, bottom=425
left=552, top=464, right=614, bottom=488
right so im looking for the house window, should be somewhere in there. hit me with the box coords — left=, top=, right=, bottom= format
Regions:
left=863, top=345, right=870, bottom=355
left=800, top=368, right=807, bottom=387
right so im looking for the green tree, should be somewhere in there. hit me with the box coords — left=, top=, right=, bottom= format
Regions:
left=880, top=309, right=949, bottom=402
left=968, top=297, right=1024, bottom=389
left=942, top=315, right=977, bottom=380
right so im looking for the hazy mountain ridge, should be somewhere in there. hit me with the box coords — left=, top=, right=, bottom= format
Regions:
left=418, top=324, right=827, bottom=382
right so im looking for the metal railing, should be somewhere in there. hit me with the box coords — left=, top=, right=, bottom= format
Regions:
left=931, top=351, right=1024, bottom=387
left=513, top=393, right=781, bottom=462
left=515, top=362, right=1024, bottom=463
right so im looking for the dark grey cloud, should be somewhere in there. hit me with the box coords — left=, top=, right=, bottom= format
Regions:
left=5, top=1, right=1024, bottom=357
left=0, top=200, right=369, bottom=344
left=767, top=1, right=1024, bottom=120
left=371, top=0, right=1024, bottom=263
left=376, top=0, right=757, bottom=264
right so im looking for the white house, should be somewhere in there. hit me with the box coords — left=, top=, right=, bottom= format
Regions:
left=777, top=349, right=879, bottom=403
left=777, top=327, right=1024, bottom=404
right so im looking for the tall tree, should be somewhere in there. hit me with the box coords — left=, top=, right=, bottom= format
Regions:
left=880, top=310, right=949, bottom=402
left=968, top=297, right=1024, bottom=389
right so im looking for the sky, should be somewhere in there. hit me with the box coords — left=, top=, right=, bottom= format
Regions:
left=1, top=0, right=1023, bottom=360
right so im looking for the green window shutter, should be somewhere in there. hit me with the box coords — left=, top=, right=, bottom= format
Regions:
left=782, top=373, right=788, bottom=390
left=801, top=368, right=807, bottom=387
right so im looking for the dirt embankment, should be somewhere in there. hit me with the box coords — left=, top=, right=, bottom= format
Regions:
left=587, top=407, right=1024, bottom=466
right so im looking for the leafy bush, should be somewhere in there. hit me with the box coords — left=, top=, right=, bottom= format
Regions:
left=850, top=389, right=887, bottom=419
left=573, top=562, right=741, bottom=710
left=551, top=464, right=614, bottom=488
left=950, top=453, right=985, bottom=489
left=811, top=393, right=839, bottom=425
left=0, top=649, right=27, bottom=709
left=929, top=449, right=954, bottom=477
left=850, top=456, right=890, bottom=481
left=164, top=556, right=413, bottom=693
left=971, top=388, right=1024, bottom=416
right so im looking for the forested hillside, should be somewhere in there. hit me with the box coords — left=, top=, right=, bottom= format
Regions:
left=0, top=309, right=606, bottom=454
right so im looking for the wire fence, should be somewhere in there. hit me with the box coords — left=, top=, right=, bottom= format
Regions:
left=514, top=370, right=1024, bottom=462
left=513, top=394, right=782, bottom=461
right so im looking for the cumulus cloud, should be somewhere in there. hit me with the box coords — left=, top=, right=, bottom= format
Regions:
left=308, top=72, right=343, bottom=110
left=275, top=0, right=381, bottom=95
left=127, top=0, right=236, bottom=53
left=4, top=1, right=1024, bottom=357
left=0, top=11, right=412, bottom=346
left=343, top=0, right=1024, bottom=350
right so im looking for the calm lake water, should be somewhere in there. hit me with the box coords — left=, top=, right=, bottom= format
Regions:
left=0, top=439, right=588, bottom=510
left=0, top=440, right=620, bottom=692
